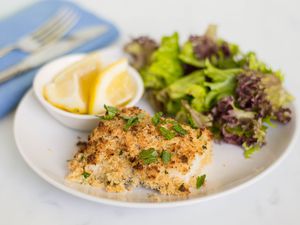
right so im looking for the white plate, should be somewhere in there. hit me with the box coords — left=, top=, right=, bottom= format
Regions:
left=14, top=90, right=298, bottom=208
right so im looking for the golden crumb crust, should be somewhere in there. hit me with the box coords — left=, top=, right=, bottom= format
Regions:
left=67, top=106, right=212, bottom=196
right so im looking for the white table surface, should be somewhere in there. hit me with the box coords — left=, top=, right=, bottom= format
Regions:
left=1, top=0, right=300, bottom=224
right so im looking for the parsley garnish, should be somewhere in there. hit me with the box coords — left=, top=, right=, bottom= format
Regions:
left=124, top=116, right=139, bottom=131
left=82, top=171, right=91, bottom=179
left=196, top=174, right=206, bottom=189
left=159, top=126, right=175, bottom=140
left=161, top=150, right=172, bottom=164
left=152, top=112, right=163, bottom=126
left=158, top=120, right=187, bottom=138
left=139, top=148, right=158, bottom=164
left=98, top=105, right=119, bottom=120
left=172, top=122, right=188, bottom=135
left=187, top=115, right=198, bottom=129
left=122, top=113, right=144, bottom=131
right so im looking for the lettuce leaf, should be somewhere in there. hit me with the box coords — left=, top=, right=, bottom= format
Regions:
left=179, top=41, right=206, bottom=67
left=124, top=36, right=158, bottom=70
left=142, top=32, right=183, bottom=89
left=203, top=61, right=242, bottom=109
left=167, top=70, right=205, bottom=99
left=242, top=52, right=285, bottom=81
left=204, top=60, right=242, bottom=82
left=165, top=70, right=207, bottom=112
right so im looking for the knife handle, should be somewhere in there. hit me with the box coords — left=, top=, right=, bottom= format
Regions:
left=0, top=63, right=29, bottom=83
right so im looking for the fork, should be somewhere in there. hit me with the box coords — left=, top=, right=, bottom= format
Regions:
left=0, top=7, right=79, bottom=57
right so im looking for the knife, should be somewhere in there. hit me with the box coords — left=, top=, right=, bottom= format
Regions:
left=0, top=25, right=107, bottom=83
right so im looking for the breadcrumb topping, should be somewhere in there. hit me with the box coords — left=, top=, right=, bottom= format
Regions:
left=67, top=106, right=212, bottom=196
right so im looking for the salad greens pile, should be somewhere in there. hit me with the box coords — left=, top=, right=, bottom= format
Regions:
left=124, top=25, right=293, bottom=158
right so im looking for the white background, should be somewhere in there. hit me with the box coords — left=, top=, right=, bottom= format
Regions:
left=0, top=0, right=300, bottom=224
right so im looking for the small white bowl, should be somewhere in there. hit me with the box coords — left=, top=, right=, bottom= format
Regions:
left=33, top=47, right=144, bottom=131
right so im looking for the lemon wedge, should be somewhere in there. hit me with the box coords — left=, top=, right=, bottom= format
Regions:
left=44, top=54, right=101, bottom=114
left=89, top=58, right=137, bottom=114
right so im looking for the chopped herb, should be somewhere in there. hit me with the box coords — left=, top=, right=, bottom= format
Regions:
left=82, top=171, right=91, bottom=179
left=161, top=150, right=172, bottom=164
left=152, top=112, right=163, bottom=126
left=163, top=120, right=187, bottom=135
left=187, top=115, right=198, bottom=129
left=124, top=117, right=139, bottom=131
left=172, top=122, right=188, bottom=135
left=139, top=148, right=158, bottom=164
left=159, top=126, right=175, bottom=140
left=196, top=174, right=206, bottom=189
left=122, top=113, right=144, bottom=131
left=98, top=105, right=119, bottom=120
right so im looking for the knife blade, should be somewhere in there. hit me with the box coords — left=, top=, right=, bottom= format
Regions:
left=0, top=25, right=108, bottom=83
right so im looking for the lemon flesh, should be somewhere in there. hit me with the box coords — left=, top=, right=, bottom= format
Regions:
left=89, top=58, right=137, bottom=114
left=44, top=54, right=101, bottom=114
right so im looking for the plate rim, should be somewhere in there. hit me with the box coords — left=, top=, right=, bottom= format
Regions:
left=14, top=89, right=300, bottom=208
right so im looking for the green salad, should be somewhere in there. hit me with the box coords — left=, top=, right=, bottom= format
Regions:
left=124, top=25, right=293, bottom=158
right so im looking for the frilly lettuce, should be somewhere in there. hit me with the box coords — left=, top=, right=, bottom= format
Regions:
left=124, top=25, right=293, bottom=158
left=123, top=36, right=158, bottom=70
left=179, top=25, right=241, bottom=69
left=236, top=71, right=293, bottom=123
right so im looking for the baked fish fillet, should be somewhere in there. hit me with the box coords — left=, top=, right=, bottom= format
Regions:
left=67, top=106, right=212, bottom=196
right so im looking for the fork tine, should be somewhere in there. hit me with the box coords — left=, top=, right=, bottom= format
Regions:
left=35, top=9, right=78, bottom=43
left=39, top=13, right=79, bottom=44
left=31, top=7, right=74, bottom=40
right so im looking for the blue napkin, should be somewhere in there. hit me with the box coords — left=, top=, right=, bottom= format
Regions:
left=0, top=0, right=119, bottom=118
